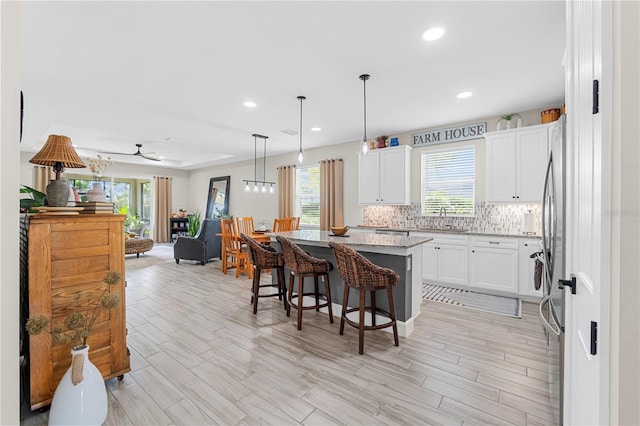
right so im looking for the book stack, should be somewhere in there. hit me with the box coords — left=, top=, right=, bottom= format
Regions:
left=76, top=202, right=115, bottom=214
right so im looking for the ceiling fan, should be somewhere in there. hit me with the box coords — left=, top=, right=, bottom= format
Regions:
left=99, top=143, right=160, bottom=161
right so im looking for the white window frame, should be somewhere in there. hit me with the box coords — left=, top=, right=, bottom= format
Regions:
left=420, top=145, right=476, bottom=217
left=295, top=164, right=320, bottom=227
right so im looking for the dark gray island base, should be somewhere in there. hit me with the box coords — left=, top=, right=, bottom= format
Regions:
left=269, top=230, right=432, bottom=337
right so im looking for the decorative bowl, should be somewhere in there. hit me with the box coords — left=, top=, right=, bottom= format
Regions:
left=330, top=226, right=349, bottom=236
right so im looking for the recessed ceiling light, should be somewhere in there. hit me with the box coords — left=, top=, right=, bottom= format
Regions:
left=311, top=127, right=322, bottom=132
left=422, top=27, right=445, bottom=41
left=456, top=91, right=473, bottom=99
left=243, top=100, right=257, bottom=108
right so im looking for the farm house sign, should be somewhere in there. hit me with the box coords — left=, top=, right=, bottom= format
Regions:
left=412, top=122, right=486, bottom=146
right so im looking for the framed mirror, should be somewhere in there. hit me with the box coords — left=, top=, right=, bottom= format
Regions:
left=205, top=176, right=230, bottom=219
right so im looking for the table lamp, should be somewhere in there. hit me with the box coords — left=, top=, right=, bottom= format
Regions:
left=29, top=135, right=86, bottom=207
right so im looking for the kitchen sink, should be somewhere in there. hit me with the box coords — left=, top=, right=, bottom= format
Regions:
left=415, top=227, right=470, bottom=233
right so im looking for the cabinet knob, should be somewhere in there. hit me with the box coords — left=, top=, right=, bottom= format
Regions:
left=472, top=250, right=475, bottom=253
left=512, top=196, right=516, bottom=199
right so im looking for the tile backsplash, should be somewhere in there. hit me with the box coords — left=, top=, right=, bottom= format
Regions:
left=362, top=202, right=542, bottom=236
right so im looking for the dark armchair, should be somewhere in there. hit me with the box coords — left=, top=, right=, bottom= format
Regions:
left=174, top=218, right=221, bottom=265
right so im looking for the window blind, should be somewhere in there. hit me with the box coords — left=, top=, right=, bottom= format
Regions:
left=295, top=165, right=320, bottom=225
left=421, top=147, right=475, bottom=216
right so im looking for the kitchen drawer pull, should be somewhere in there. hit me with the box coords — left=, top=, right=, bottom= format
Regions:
left=489, top=241, right=500, bottom=245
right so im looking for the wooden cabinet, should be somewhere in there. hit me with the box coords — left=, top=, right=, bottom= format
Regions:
left=469, top=236, right=519, bottom=293
left=484, top=123, right=551, bottom=202
left=415, top=232, right=469, bottom=287
left=358, top=145, right=412, bottom=205
left=518, top=239, right=543, bottom=298
left=170, top=217, right=189, bottom=242
left=28, top=214, right=130, bottom=410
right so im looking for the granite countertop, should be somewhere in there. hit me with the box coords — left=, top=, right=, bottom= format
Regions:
left=268, top=230, right=432, bottom=248
left=355, top=225, right=541, bottom=239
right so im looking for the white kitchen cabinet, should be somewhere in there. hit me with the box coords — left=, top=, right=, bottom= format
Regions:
left=518, top=238, right=543, bottom=299
left=358, top=145, right=411, bottom=205
left=414, top=232, right=469, bottom=287
left=469, top=236, right=518, bottom=293
left=484, top=123, right=551, bottom=203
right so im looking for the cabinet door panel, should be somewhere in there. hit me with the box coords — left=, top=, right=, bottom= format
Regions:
left=516, top=127, right=548, bottom=201
left=469, top=247, right=518, bottom=292
left=358, top=152, right=380, bottom=204
left=379, top=148, right=407, bottom=204
left=438, top=244, right=469, bottom=286
left=485, top=133, right=517, bottom=202
left=422, top=243, right=438, bottom=282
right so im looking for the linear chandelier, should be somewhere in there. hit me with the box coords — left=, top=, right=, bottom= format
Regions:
left=244, top=133, right=275, bottom=194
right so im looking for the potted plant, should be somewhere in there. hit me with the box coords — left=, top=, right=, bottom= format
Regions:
left=25, top=271, right=122, bottom=426
left=20, top=185, right=46, bottom=213
left=187, top=210, right=201, bottom=237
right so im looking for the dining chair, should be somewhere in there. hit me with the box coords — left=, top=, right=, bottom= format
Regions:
left=273, top=217, right=294, bottom=232
left=220, top=218, right=252, bottom=279
left=287, top=216, right=300, bottom=230
left=236, top=216, right=255, bottom=236
left=328, top=241, right=399, bottom=354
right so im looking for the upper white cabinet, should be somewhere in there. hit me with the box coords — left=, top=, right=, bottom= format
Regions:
left=484, top=123, right=551, bottom=202
left=359, top=145, right=411, bottom=205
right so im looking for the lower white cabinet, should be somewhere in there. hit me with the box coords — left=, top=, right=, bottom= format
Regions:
left=416, top=233, right=469, bottom=287
left=469, top=236, right=519, bottom=293
left=518, top=239, right=543, bottom=298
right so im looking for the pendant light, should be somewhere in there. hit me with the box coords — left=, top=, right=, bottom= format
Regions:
left=297, top=95, right=306, bottom=163
left=359, top=74, right=370, bottom=155
left=243, top=133, right=275, bottom=194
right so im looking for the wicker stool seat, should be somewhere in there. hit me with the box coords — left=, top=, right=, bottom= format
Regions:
left=329, top=242, right=400, bottom=354
left=241, top=233, right=287, bottom=314
left=125, top=238, right=154, bottom=258
left=275, top=236, right=334, bottom=330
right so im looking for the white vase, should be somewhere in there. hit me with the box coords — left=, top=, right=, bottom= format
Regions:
left=48, top=345, right=108, bottom=426
left=86, top=182, right=106, bottom=202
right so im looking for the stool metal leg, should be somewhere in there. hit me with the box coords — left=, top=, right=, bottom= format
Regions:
left=370, top=290, right=376, bottom=326
left=297, top=276, right=304, bottom=330
left=314, top=275, right=320, bottom=312
left=324, top=274, right=333, bottom=323
left=287, top=272, right=294, bottom=318
left=340, top=285, right=349, bottom=335
left=387, top=285, right=399, bottom=347
left=251, top=267, right=261, bottom=314
left=359, top=289, right=366, bottom=355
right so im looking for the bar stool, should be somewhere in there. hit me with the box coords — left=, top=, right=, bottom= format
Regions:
left=241, top=233, right=287, bottom=314
left=328, top=242, right=399, bottom=354
left=275, top=236, right=334, bottom=330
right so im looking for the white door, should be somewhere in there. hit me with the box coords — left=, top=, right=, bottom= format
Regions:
left=437, top=244, right=469, bottom=286
left=564, top=1, right=611, bottom=424
left=485, top=132, right=517, bottom=202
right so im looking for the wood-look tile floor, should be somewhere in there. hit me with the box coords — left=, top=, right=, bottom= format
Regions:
left=22, top=260, right=556, bottom=425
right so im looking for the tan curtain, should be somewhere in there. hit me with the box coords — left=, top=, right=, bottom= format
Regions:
left=34, top=166, right=54, bottom=193
left=153, top=176, right=172, bottom=243
left=277, top=165, right=296, bottom=218
left=320, top=159, right=344, bottom=230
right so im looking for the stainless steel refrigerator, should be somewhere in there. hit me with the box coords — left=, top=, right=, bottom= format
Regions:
left=539, top=114, right=566, bottom=425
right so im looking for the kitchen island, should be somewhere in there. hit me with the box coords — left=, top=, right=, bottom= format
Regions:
left=268, top=230, right=432, bottom=337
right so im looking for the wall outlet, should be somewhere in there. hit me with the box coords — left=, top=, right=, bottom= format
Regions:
left=490, top=215, right=501, bottom=224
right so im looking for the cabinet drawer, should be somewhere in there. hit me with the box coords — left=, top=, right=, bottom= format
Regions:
left=470, top=236, right=518, bottom=250
left=411, top=232, right=468, bottom=246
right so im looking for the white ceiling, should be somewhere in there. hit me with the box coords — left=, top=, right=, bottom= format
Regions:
left=21, top=1, right=566, bottom=170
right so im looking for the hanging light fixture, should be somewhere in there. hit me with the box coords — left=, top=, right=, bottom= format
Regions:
left=359, top=74, right=370, bottom=155
left=243, top=133, right=275, bottom=194
left=297, top=95, right=306, bottom=163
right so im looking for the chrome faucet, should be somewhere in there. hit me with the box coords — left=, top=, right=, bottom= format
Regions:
left=439, top=207, right=451, bottom=229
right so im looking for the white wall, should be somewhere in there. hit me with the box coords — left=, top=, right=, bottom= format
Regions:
left=0, top=2, right=21, bottom=423
left=610, top=1, right=640, bottom=424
